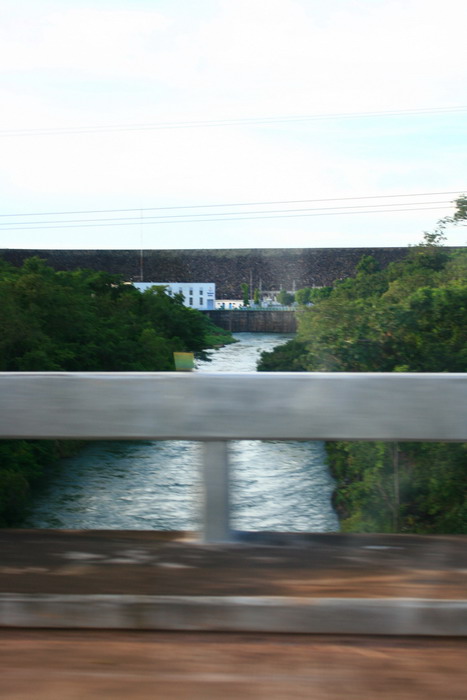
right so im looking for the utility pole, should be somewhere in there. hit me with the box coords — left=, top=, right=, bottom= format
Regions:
left=139, top=208, right=144, bottom=281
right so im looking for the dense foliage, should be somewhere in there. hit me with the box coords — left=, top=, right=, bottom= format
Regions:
left=0, top=257, right=231, bottom=525
left=258, top=206, right=467, bottom=533
left=276, top=289, right=295, bottom=306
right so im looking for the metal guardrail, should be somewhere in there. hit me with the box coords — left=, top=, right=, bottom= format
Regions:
left=1, top=372, right=466, bottom=541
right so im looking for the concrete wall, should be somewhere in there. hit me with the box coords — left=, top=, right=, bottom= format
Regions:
left=203, top=310, right=297, bottom=333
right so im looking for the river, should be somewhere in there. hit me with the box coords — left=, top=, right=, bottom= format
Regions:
left=26, top=333, right=339, bottom=532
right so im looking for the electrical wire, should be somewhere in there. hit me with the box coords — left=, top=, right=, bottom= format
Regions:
left=0, top=205, right=454, bottom=231
left=1, top=106, right=466, bottom=137
left=1, top=190, right=464, bottom=219
left=0, top=200, right=455, bottom=229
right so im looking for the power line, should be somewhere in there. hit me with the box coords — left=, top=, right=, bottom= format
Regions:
left=0, top=205, right=454, bottom=231
left=1, top=190, right=464, bottom=219
left=1, top=106, right=466, bottom=137
left=0, top=200, right=454, bottom=229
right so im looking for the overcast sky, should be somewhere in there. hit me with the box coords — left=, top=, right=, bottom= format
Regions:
left=1, top=0, right=466, bottom=250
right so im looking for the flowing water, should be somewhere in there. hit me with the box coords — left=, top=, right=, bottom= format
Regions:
left=26, top=333, right=339, bottom=532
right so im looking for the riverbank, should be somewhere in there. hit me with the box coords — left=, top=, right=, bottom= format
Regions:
left=0, top=440, right=85, bottom=527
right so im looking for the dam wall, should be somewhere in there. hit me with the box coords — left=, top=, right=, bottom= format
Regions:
left=0, top=247, right=414, bottom=299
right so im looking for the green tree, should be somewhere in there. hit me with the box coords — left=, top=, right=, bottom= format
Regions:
left=0, top=256, right=234, bottom=525
left=277, top=290, right=295, bottom=306
left=241, top=283, right=249, bottom=306
left=295, top=287, right=312, bottom=305
left=258, top=244, right=467, bottom=534
left=452, top=194, right=467, bottom=223
left=309, top=286, right=333, bottom=302
left=258, top=339, right=308, bottom=371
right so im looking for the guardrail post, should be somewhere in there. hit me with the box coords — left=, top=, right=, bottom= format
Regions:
left=200, top=441, right=232, bottom=542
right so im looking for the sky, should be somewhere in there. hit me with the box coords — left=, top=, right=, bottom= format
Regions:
left=1, top=0, right=466, bottom=250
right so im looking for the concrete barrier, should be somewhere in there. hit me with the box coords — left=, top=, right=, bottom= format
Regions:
left=1, top=594, right=466, bottom=635
left=0, top=371, right=466, bottom=542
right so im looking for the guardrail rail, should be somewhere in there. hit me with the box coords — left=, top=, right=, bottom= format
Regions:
left=1, top=372, right=466, bottom=541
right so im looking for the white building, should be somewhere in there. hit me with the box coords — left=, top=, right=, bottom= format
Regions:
left=133, top=282, right=216, bottom=310
left=215, top=299, right=244, bottom=309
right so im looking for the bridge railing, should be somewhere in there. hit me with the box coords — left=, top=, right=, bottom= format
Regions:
left=1, top=372, right=466, bottom=542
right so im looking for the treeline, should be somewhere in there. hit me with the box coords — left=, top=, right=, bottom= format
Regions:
left=0, top=256, right=231, bottom=525
left=258, top=226, right=467, bottom=533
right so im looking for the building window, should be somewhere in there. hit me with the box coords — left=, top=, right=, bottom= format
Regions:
left=189, top=297, right=193, bottom=306
left=189, top=288, right=193, bottom=295
left=200, top=288, right=203, bottom=295
left=199, top=297, right=203, bottom=305
left=179, top=288, right=183, bottom=295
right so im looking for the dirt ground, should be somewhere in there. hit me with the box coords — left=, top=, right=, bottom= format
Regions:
left=1, top=630, right=466, bottom=700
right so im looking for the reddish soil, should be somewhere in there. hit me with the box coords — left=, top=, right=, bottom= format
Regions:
left=1, top=630, right=466, bottom=699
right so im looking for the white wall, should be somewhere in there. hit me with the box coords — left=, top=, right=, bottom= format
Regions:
left=215, top=299, right=243, bottom=309
left=133, top=282, right=216, bottom=310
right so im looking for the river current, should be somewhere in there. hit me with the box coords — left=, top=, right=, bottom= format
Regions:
left=26, top=333, right=339, bottom=532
